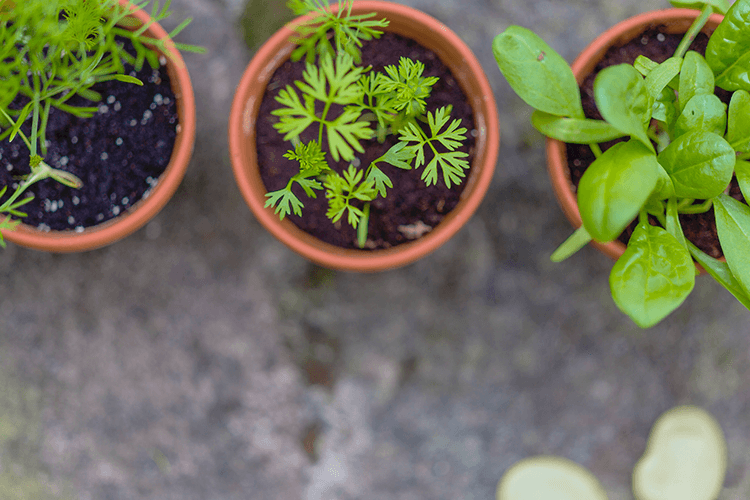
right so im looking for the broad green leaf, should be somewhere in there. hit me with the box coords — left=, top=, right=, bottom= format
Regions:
left=706, top=0, right=750, bottom=91
left=657, top=130, right=735, bottom=199
left=726, top=89, right=750, bottom=151
left=644, top=57, right=682, bottom=100
left=650, top=161, right=676, bottom=201
left=670, top=0, right=730, bottom=14
left=531, top=111, right=625, bottom=143
left=652, top=87, right=678, bottom=129
left=594, top=64, right=653, bottom=151
left=493, top=26, right=584, bottom=118
left=633, top=406, right=727, bottom=500
left=679, top=51, right=715, bottom=112
left=688, top=241, right=750, bottom=309
left=609, top=222, right=695, bottom=328
left=496, top=456, right=608, bottom=500
left=550, top=226, right=593, bottom=262
left=635, top=55, right=659, bottom=77
left=713, top=194, right=750, bottom=297
left=673, top=94, right=727, bottom=138
left=736, top=160, right=750, bottom=201
left=714, top=50, right=750, bottom=92
left=578, top=140, right=659, bottom=243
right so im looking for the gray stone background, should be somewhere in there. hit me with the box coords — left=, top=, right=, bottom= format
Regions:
left=1, top=0, right=749, bottom=499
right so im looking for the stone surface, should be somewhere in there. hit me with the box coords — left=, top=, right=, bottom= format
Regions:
left=1, top=0, right=749, bottom=499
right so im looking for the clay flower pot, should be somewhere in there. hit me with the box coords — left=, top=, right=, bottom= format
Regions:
left=228, top=0, right=499, bottom=272
left=546, top=9, right=724, bottom=261
left=1, top=0, right=196, bottom=252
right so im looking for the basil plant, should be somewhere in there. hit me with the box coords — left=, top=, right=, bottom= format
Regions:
left=494, top=0, right=750, bottom=328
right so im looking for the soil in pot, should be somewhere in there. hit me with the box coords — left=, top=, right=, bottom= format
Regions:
left=564, top=27, right=746, bottom=258
left=0, top=38, right=177, bottom=232
left=256, top=32, right=476, bottom=250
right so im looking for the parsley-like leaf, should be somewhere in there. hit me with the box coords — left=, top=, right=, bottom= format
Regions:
left=264, top=188, right=305, bottom=220
left=400, top=106, right=469, bottom=188
left=273, top=53, right=373, bottom=162
left=283, top=140, right=328, bottom=175
left=272, top=85, right=317, bottom=141
left=288, top=0, right=389, bottom=64
left=377, top=142, right=415, bottom=170
left=327, top=106, right=373, bottom=162
left=378, top=57, right=439, bottom=118
left=324, top=165, right=377, bottom=227
left=366, top=165, right=392, bottom=197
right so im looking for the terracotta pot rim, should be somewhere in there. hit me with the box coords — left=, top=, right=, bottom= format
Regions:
left=228, top=0, right=499, bottom=272
left=546, top=8, right=724, bottom=262
left=2, top=0, right=196, bottom=252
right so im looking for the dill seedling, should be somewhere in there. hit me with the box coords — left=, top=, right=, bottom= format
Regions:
left=0, top=0, right=205, bottom=247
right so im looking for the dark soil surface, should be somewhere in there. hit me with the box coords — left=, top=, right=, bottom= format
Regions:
left=565, top=27, right=745, bottom=258
left=256, top=32, right=476, bottom=250
left=0, top=42, right=177, bottom=231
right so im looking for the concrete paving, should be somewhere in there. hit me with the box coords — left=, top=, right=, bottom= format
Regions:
left=1, top=0, right=749, bottom=499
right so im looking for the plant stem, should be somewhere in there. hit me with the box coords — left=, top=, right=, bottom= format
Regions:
left=675, top=4, right=713, bottom=59
left=679, top=198, right=713, bottom=214
left=589, top=143, right=602, bottom=158
left=357, top=202, right=370, bottom=248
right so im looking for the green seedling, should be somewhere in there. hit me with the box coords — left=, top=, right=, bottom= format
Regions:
left=264, top=0, right=470, bottom=249
left=496, top=406, right=727, bottom=500
left=0, top=0, right=205, bottom=247
left=494, top=0, right=750, bottom=327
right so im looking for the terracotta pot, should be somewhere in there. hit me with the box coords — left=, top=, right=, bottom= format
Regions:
left=546, top=9, right=724, bottom=261
left=228, top=1, right=499, bottom=272
left=1, top=0, right=196, bottom=252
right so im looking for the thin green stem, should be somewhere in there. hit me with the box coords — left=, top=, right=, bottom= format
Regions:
left=639, top=209, right=650, bottom=226
left=675, top=4, right=713, bottom=59
left=357, top=201, right=370, bottom=248
left=589, top=143, right=602, bottom=158
left=678, top=198, right=713, bottom=214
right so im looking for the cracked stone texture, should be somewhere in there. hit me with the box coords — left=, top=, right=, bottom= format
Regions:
left=1, top=0, right=750, bottom=499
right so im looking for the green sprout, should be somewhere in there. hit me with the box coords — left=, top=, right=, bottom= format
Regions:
left=265, top=0, right=470, bottom=249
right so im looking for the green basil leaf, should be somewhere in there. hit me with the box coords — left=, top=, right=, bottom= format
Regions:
left=657, top=130, right=735, bottom=199
left=649, top=161, right=676, bottom=201
left=652, top=87, right=678, bottom=129
left=714, top=51, right=750, bottom=92
left=736, top=159, right=750, bottom=201
left=713, top=194, right=750, bottom=297
left=635, top=55, right=659, bottom=78
left=610, top=222, right=695, bottom=328
left=645, top=57, right=682, bottom=100
left=530, top=110, right=625, bottom=143
left=493, top=26, right=584, bottom=118
left=670, top=0, right=730, bottom=14
left=673, top=94, right=727, bottom=138
left=687, top=241, right=750, bottom=309
left=706, top=0, right=750, bottom=91
left=726, top=89, right=750, bottom=151
left=578, top=140, right=659, bottom=242
left=594, top=64, right=653, bottom=151
left=679, top=51, right=715, bottom=112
